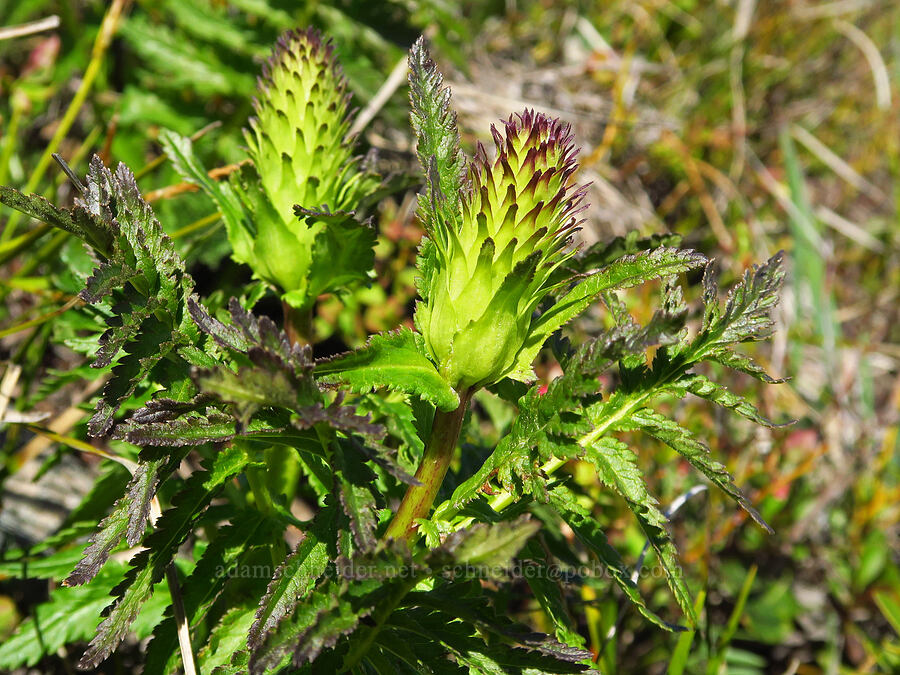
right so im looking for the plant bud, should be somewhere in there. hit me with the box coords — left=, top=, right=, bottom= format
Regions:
left=237, top=28, right=377, bottom=310
left=417, top=110, right=588, bottom=388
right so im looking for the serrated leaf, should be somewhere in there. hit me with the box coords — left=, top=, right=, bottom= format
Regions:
left=444, top=515, right=540, bottom=577
left=77, top=445, right=249, bottom=668
left=583, top=436, right=695, bottom=624
left=120, top=16, right=255, bottom=97
left=385, top=607, right=590, bottom=674
left=249, top=585, right=343, bottom=673
left=144, top=512, right=276, bottom=675
left=114, top=408, right=285, bottom=446
left=631, top=408, right=772, bottom=533
left=248, top=508, right=334, bottom=650
left=187, top=295, right=254, bottom=353
left=90, top=316, right=177, bottom=437
left=335, top=446, right=379, bottom=554
left=315, top=327, right=459, bottom=411
left=81, top=261, right=141, bottom=304
left=402, top=585, right=593, bottom=670
left=65, top=458, right=165, bottom=586
left=680, top=373, right=783, bottom=428
left=292, top=593, right=368, bottom=666
left=0, top=184, right=113, bottom=254
left=195, top=364, right=303, bottom=426
left=707, top=348, right=785, bottom=384
left=0, top=562, right=170, bottom=670
left=572, top=231, right=684, bottom=272
left=548, top=486, right=678, bottom=632
left=697, top=251, right=785, bottom=350
left=198, top=606, right=258, bottom=673
left=211, top=650, right=251, bottom=675
left=443, top=324, right=669, bottom=516
left=306, top=210, right=377, bottom=299
left=516, top=248, right=706, bottom=376
left=349, top=436, right=420, bottom=486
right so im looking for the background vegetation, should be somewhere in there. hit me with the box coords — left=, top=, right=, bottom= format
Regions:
left=0, top=0, right=897, bottom=672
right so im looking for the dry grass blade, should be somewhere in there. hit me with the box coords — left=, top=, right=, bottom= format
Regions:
left=833, top=19, right=892, bottom=110
left=0, top=15, right=60, bottom=41
left=791, top=124, right=886, bottom=201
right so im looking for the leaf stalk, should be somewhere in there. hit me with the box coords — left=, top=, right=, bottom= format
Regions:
left=282, top=299, right=314, bottom=347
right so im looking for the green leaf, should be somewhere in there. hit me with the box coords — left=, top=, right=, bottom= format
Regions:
left=444, top=515, right=541, bottom=577
left=0, top=184, right=113, bottom=254
left=0, top=548, right=85, bottom=582
left=144, top=511, right=277, bottom=675
left=306, top=208, right=378, bottom=299
left=572, top=230, right=683, bottom=272
left=385, top=606, right=589, bottom=674
left=113, top=398, right=292, bottom=447
left=0, top=562, right=170, bottom=670
left=198, top=606, right=258, bottom=674
left=548, top=486, right=678, bottom=632
left=250, top=583, right=361, bottom=674
left=583, top=436, right=696, bottom=625
left=4, top=155, right=198, bottom=437
left=516, top=247, right=706, bottom=377
left=248, top=508, right=334, bottom=650
left=442, top=321, right=676, bottom=516
left=158, top=129, right=254, bottom=257
left=185, top=297, right=385, bottom=436
left=334, top=444, right=380, bottom=553
left=696, top=251, right=785, bottom=349
left=65, top=458, right=166, bottom=586
left=120, top=16, right=255, bottom=97
left=631, top=407, right=772, bottom=533
left=77, top=445, right=249, bottom=668
left=874, top=591, right=900, bottom=637
left=400, top=584, right=593, bottom=670
left=679, top=373, right=783, bottom=428
left=315, top=328, right=460, bottom=411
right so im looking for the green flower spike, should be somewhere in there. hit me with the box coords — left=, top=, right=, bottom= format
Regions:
left=416, top=109, right=589, bottom=389
left=234, top=28, right=379, bottom=315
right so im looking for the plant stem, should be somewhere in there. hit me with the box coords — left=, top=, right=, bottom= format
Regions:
left=246, top=464, right=275, bottom=516
left=246, top=462, right=284, bottom=566
left=385, top=389, right=472, bottom=541
left=282, top=299, right=314, bottom=347
left=439, top=389, right=657, bottom=528
left=340, top=576, right=419, bottom=672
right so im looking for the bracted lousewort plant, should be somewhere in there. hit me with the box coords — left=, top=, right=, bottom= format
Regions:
left=0, top=31, right=788, bottom=674
left=383, top=108, right=592, bottom=539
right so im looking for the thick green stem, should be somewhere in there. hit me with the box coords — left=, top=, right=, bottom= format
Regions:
left=282, top=299, right=314, bottom=347
left=385, top=389, right=473, bottom=541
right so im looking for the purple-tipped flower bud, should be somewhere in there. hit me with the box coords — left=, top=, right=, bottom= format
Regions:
left=417, top=110, right=588, bottom=389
